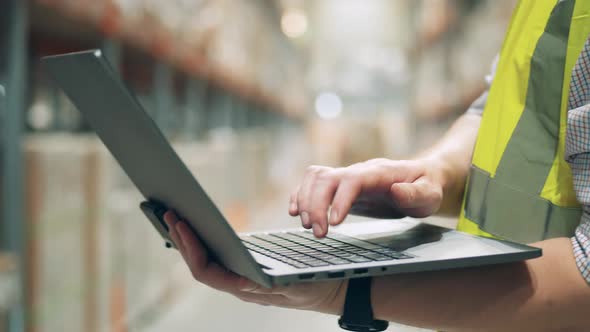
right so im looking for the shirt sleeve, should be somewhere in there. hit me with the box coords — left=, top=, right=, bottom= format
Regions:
left=568, top=105, right=590, bottom=283
left=466, top=55, right=499, bottom=116
left=567, top=37, right=590, bottom=284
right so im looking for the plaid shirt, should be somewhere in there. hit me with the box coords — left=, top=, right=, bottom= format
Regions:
left=469, top=35, right=590, bottom=282
left=567, top=36, right=590, bottom=283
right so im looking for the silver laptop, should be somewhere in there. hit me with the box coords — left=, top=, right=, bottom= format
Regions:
left=42, top=50, right=541, bottom=288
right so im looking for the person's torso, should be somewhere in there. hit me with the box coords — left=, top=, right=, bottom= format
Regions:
left=457, top=0, right=590, bottom=243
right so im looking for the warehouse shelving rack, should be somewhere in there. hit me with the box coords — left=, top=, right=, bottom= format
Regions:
left=0, top=1, right=306, bottom=332
left=1, top=2, right=28, bottom=332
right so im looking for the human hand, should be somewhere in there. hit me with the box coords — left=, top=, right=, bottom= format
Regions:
left=163, top=211, right=347, bottom=314
left=289, top=158, right=445, bottom=237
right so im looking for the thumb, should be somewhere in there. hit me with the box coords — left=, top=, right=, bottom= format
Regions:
left=390, top=178, right=442, bottom=210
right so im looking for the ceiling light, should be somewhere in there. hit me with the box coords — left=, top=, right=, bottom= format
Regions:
left=281, top=9, right=308, bottom=38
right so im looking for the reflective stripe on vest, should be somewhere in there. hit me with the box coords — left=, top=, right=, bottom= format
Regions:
left=457, top=0, right=590, bottom=243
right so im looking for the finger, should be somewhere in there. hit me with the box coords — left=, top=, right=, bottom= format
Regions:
left=163, top=210, right=178, bottom=225
left=234, top=295, right=271, bottom=307
left=307, top=172, right=340, bottom=238
left=329, top=178, right=362, bottom=226
left=297, top=166, right=324, bottom=229
left=242, top=282, right=290, bottom=295
left=237, top=277, right=272, bottom=293
left=176, top=222, right=244, bottom=293
left=202, top=263, right=248, bottom=293
left=164, top=211, right=185, bottom=252
left=390, top=177, right=442, bottom=211
left=289, top=185, right=300, bottom=216
left=238, top=275, right=316, bottom=297
left=235, top=293, right=289, bottom=307
left=176, top=221, right=207, bottom=270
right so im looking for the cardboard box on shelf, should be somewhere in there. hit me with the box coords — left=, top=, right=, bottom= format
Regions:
left=21, top=130, right=278, bottom=331
left=24, top=133, right=177, bottom=332
left=173, top=129, right=273, bottom=232
left=25, top=134, right=108, bottom=332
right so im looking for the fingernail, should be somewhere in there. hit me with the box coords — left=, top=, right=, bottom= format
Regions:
left=239, top=279, right=258, bottom=292
left=329, top=210, right=339, bottom=225
left=240, top=285, right=256, bottom=292
left=312, top=223, right=323, bottom=237
left=290, top=202, right=297, bottom=212
left=164, top=212, right=176, bottom=229
left=301, top=212, right=310, bottom=227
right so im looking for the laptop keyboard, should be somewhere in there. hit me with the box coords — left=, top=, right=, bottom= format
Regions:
left=241, top=231, right=413, bottom=269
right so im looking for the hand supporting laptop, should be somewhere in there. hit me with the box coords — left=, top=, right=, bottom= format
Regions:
left=163, top=211, right=348, bottom=315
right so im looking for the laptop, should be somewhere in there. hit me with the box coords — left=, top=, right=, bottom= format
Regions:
left=42, top=50, right=541, bottom=288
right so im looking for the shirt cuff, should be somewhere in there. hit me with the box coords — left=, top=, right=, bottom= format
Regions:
left=572, top=213, right=590, bottom=283
left=466, top=91, right=489, bottom=116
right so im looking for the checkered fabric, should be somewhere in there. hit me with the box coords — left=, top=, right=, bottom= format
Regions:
left=567, top=36, right=590, bottom=283
left=468, top=36, right=590, bottom=283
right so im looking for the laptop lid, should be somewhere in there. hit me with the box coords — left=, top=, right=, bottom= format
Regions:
left=42, top=50, right=272, bottom=287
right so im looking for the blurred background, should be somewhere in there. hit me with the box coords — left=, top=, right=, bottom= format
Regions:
left=0, top=0, right=516, bottom=331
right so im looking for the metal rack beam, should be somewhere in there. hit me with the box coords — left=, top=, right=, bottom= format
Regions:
left=1, top=1, right=28, bottom=331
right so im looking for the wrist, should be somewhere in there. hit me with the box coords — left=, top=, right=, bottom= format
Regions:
left=413, top=156, right=452, bottom=194
left=413, top=156, right=462, bottom=216
left=324, top=279, right=349, bottom=316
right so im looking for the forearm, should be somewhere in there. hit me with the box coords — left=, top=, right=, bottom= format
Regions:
left=368, top=238, right=590, bottom=331
left=416, top=113, right=482, bottom=216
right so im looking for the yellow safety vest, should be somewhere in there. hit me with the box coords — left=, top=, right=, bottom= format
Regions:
left=457, top=0, right=590, bottom=243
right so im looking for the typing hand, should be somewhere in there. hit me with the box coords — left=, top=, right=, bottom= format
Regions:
left=289, top=158, right=444, bottom=238
left=163, top=211, right=346, bottom=314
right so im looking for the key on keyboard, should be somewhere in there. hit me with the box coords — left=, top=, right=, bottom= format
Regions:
left=241, top=231, right=412, bottom=269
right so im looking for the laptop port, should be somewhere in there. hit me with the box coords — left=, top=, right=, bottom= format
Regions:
left=327, top=271, right=345, bottom=279
left=298, top=273, right=315, bottom=280
left=353, top=268, right=368, bottom=275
